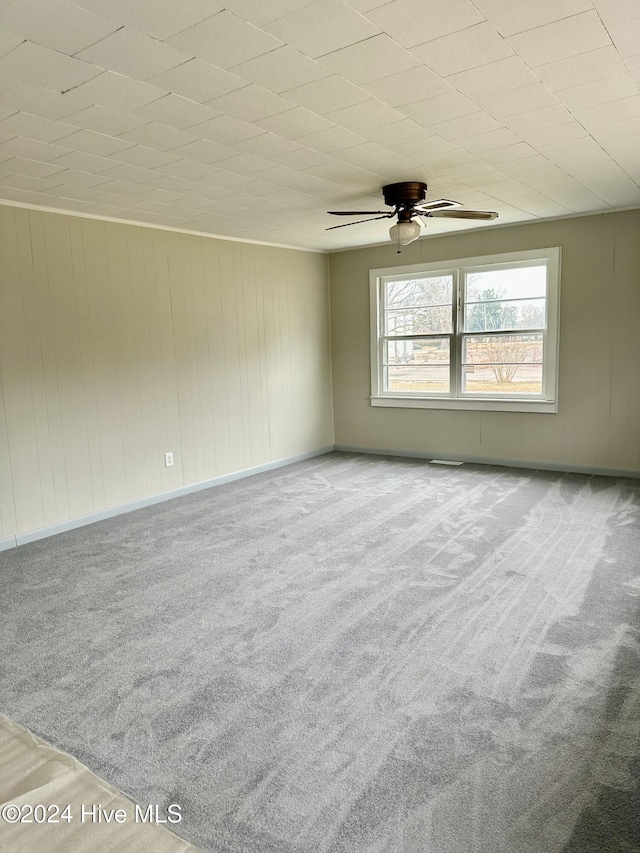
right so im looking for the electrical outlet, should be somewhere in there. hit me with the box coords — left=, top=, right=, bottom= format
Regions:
left=164, top=451, right=174, bottom=468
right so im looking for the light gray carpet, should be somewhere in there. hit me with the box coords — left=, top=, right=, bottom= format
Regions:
left=1, top=452, right=639, bottom=852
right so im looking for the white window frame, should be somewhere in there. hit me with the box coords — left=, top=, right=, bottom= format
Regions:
left=370, top=247, right=561, bottom=413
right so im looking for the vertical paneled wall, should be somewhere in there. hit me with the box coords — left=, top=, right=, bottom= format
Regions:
left=330, top=209, right=640, bottom=474
left=0, top=206, right=333, bottom=540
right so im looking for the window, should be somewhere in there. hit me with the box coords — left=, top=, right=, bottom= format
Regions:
left=370, top=248, right=561, bottom=413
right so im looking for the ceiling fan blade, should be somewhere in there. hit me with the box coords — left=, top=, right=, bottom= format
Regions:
left=428, top=209, right=499, bottom=220
left=414, top=198, right=462, bottom=211
left=326, top=214, right=394, bottom=231
left=327, top=210, right=394, bottom=216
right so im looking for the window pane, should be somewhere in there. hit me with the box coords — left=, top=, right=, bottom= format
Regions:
left=466, top=265, right=546, bottom=302
left=385, top=338, right=450, bottom=393
left=385, top=337, right=449, bottom=365
left=386, top=275, right=453, bottom=309
left=463, top=334, right=543, bottom=395
left=464, top=334, right=543, bottom=364
left=385, top=305, right=452, bottom=335
left=387, top=365, right=450, bottom=393
left=463, top=364, right=543, bottom=395
left=465, top=298, right=546, bottom=332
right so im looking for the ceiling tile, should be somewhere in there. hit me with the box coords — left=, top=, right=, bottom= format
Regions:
left=580, top=173, right=640, bottom=205
left=498, top=154, right=552, bottom=173
left=366, top=0, right=484, bottom=49
left=231, top=46, right=330, bottom=93
left=303, top=160, right=380, bottom=190
left=50, top=149, right=117, bottom=171
left=0, top=156, right=66, bottom=177
left=343, top=0, right=390, bottom=10
left=607, top=17, right=640, bottom=58
left=507, top=11, right=612, bottom=67
left=223, top=0, right=316, bottom=26
left=0, top=40, right=102, bottom=92
left=366, top=118, right=436, bottom=147
left=0, top=111, right=78, bottom=142
left=588, top=115, right=640, bottom=141
left=253, top=163, right=316, bottom=184
left=72, top=71, right=167, bottom=111
left=0, top=135, right=72, bottom=160
left=155, top=159, right=219, bottom=179
left=419, top=149, right=480, bottom=171
left=168, top=11, right=283, bottom=69
left=63, top=104, right=149, bottom=135
left=0, top=82, right=93, bottom=119
left=460, top=128, right=521, bottom=152
left=411, top=23, right=513, bottom=77
left=446, top=56, right=538, bottom=99
left=109, top=150, right=175, bottom=173
left=135, top=94, right=220, bottom=130
left=187, top=114, right=267, bottom=145
left=476, top=83, right=559, bottom=118
left=234, top=132, right=302, bottom=158
left=502, top=104, right=575, bottom=134
left=555, top=74, right=639, bottom=111
left=148, top=60, right=246, bottom=104
left=166, top=139, right=237, bottom=165
left=592, top=0, right=640, bottom=26
left=324, top=100, right=404, bottom=132
left=472, top=0, right=593, bottom=36
left=119, top=122, right=199, bottom=151
left=318, top=34, right=419, bottom=85
left=517, top=121, right=589, bottom=147
left=265, top=0, right=379, bottom=58
left=391, top=135, right=459, bottom=160
left=363, top=65, right=451, bottom=107
left=99, top=162, right=163, bottom=183
left=256, top=107, right=334, bottom=139
left=536, top=136, right=614, bottom=175
left=0, top=31, right=22, bottom=57
left=534, top=46, right=629, bottom=91
left=76, top=28, right=189, bottom=81
left=572, top=95, right=640, bottom=127
left=400, top=91, right=479, bottom=126
left=84, top=0, right=224, bottom=40
left=623, top=54, right=640, bottom=84
left=142, top=174, right=204, bottom=192
left=296, top=126, right=368, bottom=153
left=40, top=166, right=108, bottom=185
left=280, top=75, right=370, bottom=114
left=335, top=141, right=396, bottom=166
left=481, top=142, right=539, bottom=164
left=432, top=111, right=503, bottom=142
left=0, top=0, right=119, bottom=55
left=550, top=189, right=611, bottom=212
left=206, top=85, right=293, bottom=123
left=269, top=147, right=332, bottom=169
left=58, top=127, right=134, bottom=156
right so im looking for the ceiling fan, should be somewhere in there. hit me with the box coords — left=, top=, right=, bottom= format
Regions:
left=327, top=181, right=498, bottom=251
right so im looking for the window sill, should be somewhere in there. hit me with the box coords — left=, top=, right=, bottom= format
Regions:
left=371, top=396, right=558, bottom=413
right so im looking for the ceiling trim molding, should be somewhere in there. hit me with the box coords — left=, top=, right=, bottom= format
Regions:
left=0, top=198, right=327, bottom=254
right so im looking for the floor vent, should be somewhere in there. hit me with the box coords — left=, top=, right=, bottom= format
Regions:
left=430, top=459, right=464, bottom=466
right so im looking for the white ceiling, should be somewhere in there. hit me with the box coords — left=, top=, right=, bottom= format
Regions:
left=0, top=0, right=638, bottom=250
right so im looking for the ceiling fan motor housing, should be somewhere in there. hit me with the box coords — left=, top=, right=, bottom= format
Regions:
left=382, top=181, right=428, bottom=209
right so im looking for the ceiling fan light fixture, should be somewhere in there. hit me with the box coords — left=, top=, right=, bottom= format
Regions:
left=389, top=219, right=421, bottom=245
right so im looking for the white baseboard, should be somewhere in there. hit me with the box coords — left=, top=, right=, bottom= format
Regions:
left=1, top=446, right=334, bottom=551
left=333, top=445, right=640, bottom=479
left=3, top=442, right=636, bottom=553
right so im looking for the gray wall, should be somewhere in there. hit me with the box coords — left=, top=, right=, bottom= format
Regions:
left=0, top=205, right=333, bottom=539
left=330, top=209, right=640, bottom=474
